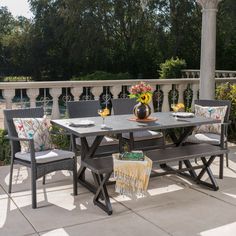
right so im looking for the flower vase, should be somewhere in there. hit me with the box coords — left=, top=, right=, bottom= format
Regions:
left=133, top=103, right=151, bottom=119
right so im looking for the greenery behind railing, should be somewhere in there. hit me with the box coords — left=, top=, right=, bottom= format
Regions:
left=216, top=83, right=236, bottom=141
left=0, top=76, right=32, bottom=82
left=0, top=129, right=10, bottom=165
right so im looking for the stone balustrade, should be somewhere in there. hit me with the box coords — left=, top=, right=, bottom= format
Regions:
left=0, top=77, right=236, bottom=128
left=181, top=70, right=236, bottom=78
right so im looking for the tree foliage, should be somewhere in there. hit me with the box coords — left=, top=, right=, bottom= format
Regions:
left=0, top=0, right=235, bottom=80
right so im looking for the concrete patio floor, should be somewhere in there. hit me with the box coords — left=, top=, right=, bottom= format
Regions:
left=1, top=147, right=236, bottom=236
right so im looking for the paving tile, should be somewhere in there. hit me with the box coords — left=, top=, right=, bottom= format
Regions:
left=0, top=197, right=36, bottom=236
left=137, top=190, right=236, bottom=236
left=110, top=176, right=187, bottom=211
left=0, top=164, right=90, bottom=197
left=0, top=185, right=8, bottom=200
left=39, top=212, right=169, bottom=236
left=13, top=190, right=130, bottom=232
left=168, top=159, right=236, bottom=207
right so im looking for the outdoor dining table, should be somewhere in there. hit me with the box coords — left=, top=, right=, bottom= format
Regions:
left=51, top=112, right=222, bottom=193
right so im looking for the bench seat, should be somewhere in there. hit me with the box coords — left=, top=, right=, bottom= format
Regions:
left=81, top=143, right=228, bottom=215
left=145, top=143, right=228, bottom=165
left=83, top=144, right=228, bottom=173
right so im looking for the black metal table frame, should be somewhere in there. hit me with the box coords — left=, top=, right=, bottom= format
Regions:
left=51, top=113, right=223, bottom=211
left=77, top=125, right=212, bottom=194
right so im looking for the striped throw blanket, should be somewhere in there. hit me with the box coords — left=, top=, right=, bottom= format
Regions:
left=112, top=153, right=152, bottom=197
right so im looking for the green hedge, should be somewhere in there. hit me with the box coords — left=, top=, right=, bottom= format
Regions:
left=160, top=58, right=186, bottom=79
left=72, top=71, right=131, bottom=81
left=216, top=83, right=236, bottom=141
left=0, top=129, right=11, bottom=165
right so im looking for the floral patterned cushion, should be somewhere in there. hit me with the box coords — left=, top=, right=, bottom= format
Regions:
left=13, top=117, right=53, bottom=153
left=194, top=104, right=227, bottom=134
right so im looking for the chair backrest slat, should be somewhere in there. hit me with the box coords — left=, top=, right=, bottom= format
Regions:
left=112, top=98, right=137, bottom=115
left=67, top=100, right=101, bottom=118
left=194, top=99, right=231, bottom=123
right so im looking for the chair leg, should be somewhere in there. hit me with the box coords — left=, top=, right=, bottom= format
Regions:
left=8, top=159, right=14, bottom=194
left=31, top=168, right=37, bottom=209
left=219, top=155, right=224, bottom=179
left=226, top=153, right=229, bottom=168
left=73, top=159, right=78, bottom=196
left=42, top=175, right=46, bottom=185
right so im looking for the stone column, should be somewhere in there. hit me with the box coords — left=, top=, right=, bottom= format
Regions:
left=50, top=88, right=61, bottom=119
left=27, top=89, right=39, bottom=108
left=197, top=0, right=222, bottom=99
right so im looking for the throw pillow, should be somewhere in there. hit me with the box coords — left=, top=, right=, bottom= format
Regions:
left=13, top=117, right=53, bottom=153
left=194, top=104, right=227, bottom=134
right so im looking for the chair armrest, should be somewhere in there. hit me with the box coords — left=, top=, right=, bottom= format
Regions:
left=6, top=135, right=33, bottom=142
left=6, top=136, right=36, bottom=163
left=221, top=121, right=231, bottom=126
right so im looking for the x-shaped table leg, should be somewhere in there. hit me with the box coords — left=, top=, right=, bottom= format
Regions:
left=77, top=135, right=105, bottom=193
left=93, top=172, right=113, bottom=215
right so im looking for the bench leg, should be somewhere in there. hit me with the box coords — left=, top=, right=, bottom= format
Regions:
left=196, top=156, right=219, bottom=191
left=93, top=173, right=113, bottom=215
left=183, top=160, right=198, bottom=179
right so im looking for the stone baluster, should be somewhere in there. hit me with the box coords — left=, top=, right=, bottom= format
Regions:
left=161, top=84, right=171, bottom=112
left=110, top=85, right=122, bottom=99
left=50, top=88, right=61, bottom=119
left=148, top=84, right=156, bottom=112
left=191, top=83, right=199, bottom=109
left=71, top=87, right=83, bottom=101
left=91, top=86, right=103, bottom=100
left=186, top=71, right=191, bottom=78
left=177, top=84, right=185, bottom=103
left=27, top=88, right=39, bottom=108
left=2, top=89, right=15, bottom=109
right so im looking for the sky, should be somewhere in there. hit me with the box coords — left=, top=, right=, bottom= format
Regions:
left=0, top=0, right=33, bottom=18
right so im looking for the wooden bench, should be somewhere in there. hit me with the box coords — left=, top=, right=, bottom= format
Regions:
left=79, top=143, right=228, bottom=215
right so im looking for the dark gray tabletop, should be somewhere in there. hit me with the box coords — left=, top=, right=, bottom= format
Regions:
left=51, top=112, right=220, bottom=137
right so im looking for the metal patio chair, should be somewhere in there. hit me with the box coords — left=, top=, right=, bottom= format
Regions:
left=67, top=100, right=119, bottom=156
left=112, top=98, right=164, bottom=151
left=185, top=99, right=231, bottom=179
left=4, top=107, right=78, bottom=209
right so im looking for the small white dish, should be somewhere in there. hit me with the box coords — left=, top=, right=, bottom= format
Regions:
left=172, top=112, right=194, bottom=118
left=69, top=120, right=95, bottom=127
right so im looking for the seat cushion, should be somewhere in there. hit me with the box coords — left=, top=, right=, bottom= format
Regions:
left=13, top=117, right=53, bottom=153
left=194, top=104, right=227, bottom=134
left=185, top=133, right=221, bottom=145
left=76, top=136, right=119, bottom=146
left=15, top=149, right=74, bottom=163
left=122, top=130, right=163, bottom=141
